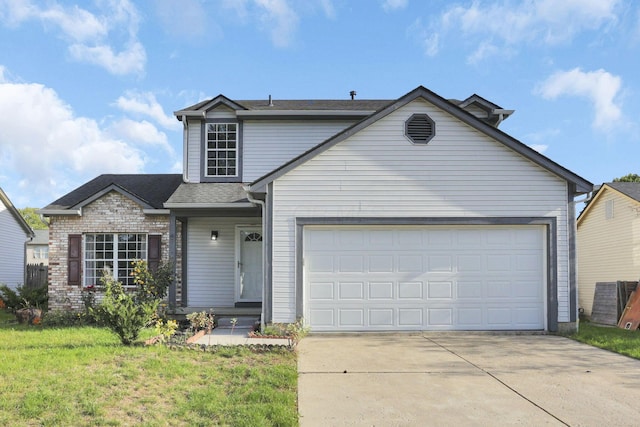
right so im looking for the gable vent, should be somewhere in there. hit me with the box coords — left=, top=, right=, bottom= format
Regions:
left=405, top=113, right=435, bottom=144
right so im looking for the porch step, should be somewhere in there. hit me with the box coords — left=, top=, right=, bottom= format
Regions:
left=216, top=316, right=260, bottom=330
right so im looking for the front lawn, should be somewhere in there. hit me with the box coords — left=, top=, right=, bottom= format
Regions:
left=570, top=321, right=640, bottom=359
left=0, top=309, right=298, bottom=426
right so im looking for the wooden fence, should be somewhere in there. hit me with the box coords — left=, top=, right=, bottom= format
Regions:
left=25, top=264, right=48, bottom=289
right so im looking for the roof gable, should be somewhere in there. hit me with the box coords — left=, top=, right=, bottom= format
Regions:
left=0, top=187, right=34, bottom=237
left=577, top=182, right=640, bottom=226
left=174, top=95, right=247, bottom=120
left=40, top=174, right=183, bottom=214
left=249, top=85, right=592, bottom=195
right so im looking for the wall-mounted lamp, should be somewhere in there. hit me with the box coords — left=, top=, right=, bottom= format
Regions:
left=211, top=231, right=219, bottom=241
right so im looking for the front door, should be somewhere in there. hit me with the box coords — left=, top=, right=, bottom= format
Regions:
left=236, top=227, right=263, bottom=302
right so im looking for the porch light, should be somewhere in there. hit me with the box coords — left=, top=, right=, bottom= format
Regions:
left=211, top=231, right=219, bottom=241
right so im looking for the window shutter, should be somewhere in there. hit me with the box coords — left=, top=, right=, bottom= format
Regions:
left=68, top=234, right=82, bottom=286
left=148, top=235, right=161, bottom=272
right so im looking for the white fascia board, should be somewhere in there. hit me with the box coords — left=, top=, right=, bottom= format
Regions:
left=163, top=202, right=256, bottom=209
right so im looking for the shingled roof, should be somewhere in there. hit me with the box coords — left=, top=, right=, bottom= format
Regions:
left=607, top=182, right=640, bottom=202
left=40, top=174, right=183, bottom=212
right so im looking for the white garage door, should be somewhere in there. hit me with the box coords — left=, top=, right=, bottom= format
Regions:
left=304, top=225, right=546, bottom=331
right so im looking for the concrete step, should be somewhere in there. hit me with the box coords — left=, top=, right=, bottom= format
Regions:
left=216, top=316, right=259, bottom=329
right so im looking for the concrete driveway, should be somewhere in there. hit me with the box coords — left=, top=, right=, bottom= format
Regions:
left=297, top=333, right=640, bottom=426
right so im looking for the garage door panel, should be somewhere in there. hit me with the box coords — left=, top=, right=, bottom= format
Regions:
left=370, top=282, right=394, bottom=299
left=304, top=226, right=545, bottom=331
left=427, top=281, right=453, bottom=299
left=399, top=281, right=423, bottom=299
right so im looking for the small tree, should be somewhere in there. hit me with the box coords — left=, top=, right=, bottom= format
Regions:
left=92, top=261, right=173, bottom=346
left=613, top=173, right=640, bottom=182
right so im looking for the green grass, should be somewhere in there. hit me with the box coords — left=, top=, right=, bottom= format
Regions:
left=570, top=321, right=640, bottom=359
left=0, top=309, right=298, bottom=426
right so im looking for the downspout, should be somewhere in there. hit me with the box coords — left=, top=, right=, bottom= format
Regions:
left=243, top=185, right=267, bottom=331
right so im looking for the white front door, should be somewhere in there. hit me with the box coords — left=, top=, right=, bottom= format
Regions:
left=236, top=227, right=263, bottom=302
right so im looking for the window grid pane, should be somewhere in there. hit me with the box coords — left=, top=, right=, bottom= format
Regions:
left=206, top=122, right=238, bottom=177
left=84, top=233, right=147, bottom=288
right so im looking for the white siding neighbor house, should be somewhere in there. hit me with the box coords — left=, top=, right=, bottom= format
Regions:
left=0, top=188, right=34, bottom=289
left=42, top=86, right=592, bottom=333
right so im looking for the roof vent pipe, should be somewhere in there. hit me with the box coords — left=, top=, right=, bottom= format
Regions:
left=350, top=90, right=356, bottom=100
left=268, top=95, right=273, bottom=107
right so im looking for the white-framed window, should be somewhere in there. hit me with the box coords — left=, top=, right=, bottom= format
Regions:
left=34, top=246, right=49, bottom=259
left=206, top=122, right=238, bottom=177
left=84, top=233, right=147, bottom=288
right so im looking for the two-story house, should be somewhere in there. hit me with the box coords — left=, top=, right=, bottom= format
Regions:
left=41, top=86, right=592, bottom=333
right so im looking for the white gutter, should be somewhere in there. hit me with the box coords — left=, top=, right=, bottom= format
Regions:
left=163, top=202, right=255, bottom=209
left=142, top=209, right=170, bottom=215
left=37, top=209, right=81, bottom=216
left=243, top=185, right=267, bottom=332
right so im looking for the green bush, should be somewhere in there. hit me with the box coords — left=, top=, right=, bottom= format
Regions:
left=42, top=309, right=92, bottom=327
left=0, top=284, right=48, bottom=312
left=92, top=273, right=158, bottom=346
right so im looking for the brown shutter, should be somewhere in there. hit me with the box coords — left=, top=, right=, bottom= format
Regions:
left=68, top=234, right=82, bottom=286
left=148, top=235, right=161, bottom=272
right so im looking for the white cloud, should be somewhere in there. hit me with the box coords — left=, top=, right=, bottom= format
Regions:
left=382, top=0, right=408, bottom=12
left=254, top=0, right=299, bottom=48
left=109, top=118, right=175, bottom=156
left=155, top=0, right=216, bottom=39
left=425, top=0, right=620, bottom=61
left=0, top=78, right=147, bottom=206
left=69, top=41, right=145, bottom=76
left=408, top=19, right=439, bottom=56
left=114, top=91, right=180, bottom=130
left=536, top=68, right=622, bottom=130
left=0, top=0, right=146, bottom=75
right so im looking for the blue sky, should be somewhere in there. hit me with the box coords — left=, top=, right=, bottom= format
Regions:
left=0, top=0, right=638, bottom=208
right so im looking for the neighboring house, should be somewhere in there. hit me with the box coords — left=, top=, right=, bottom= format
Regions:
left=577, top=182, right=640, bottom=316
left=40, top=175, right=183, bottom=310
left=42, top=86, right=592, bottom=332
left=0, top=187, right=34, bottom=289
left=26, top=229, right=50, bottom=266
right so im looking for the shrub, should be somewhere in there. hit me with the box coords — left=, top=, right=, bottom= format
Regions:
left=131, top=260, right=174, bottom=303
left=186, top=310, right=215, bottom=332
left=42, top=309, right=92, bottom=327
left=92, top=269, right=158, bottom=346
left=0, top=284, right=48, bottom=312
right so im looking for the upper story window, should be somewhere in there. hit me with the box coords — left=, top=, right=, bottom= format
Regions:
left=206, top=123, right=238, bottom=177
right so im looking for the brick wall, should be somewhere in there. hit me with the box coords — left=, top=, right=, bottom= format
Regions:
left=48, top=191, right=182, bottom=311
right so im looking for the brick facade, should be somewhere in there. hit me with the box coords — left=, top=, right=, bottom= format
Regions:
left=48, top=191, right=181, bottom=311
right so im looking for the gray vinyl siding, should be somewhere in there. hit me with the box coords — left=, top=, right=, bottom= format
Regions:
left=186, top=120, right=201, bottom=183
left=242, top=120, right=355, bottom=181
left=270, top=98, right=570, bottom=324
left=186, top=116, right=355, bottom=183
left=0, top=201, right=28, bottom=289
left=186, top=217, right=260, bottom=307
